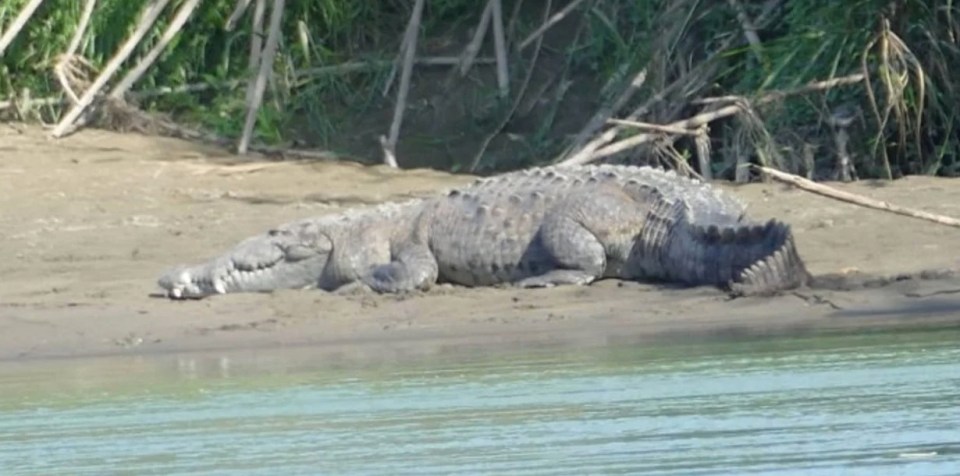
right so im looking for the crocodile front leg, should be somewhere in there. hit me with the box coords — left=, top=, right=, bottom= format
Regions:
left=360, top=243, right=439, bottom=293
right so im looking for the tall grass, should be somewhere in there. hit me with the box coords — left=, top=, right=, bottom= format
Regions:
left=0, top=0, right=957, bottom=177
left=709, top=0, right=958, bottom=178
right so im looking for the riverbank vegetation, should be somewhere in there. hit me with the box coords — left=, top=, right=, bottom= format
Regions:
left=0, top=0, right=956, bottom=179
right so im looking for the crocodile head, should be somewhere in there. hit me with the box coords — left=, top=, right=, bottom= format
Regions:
left=158, top=219, right=334, bottom=299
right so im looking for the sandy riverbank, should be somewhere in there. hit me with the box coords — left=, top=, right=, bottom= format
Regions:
left=1, top=124, right=958, bottom=362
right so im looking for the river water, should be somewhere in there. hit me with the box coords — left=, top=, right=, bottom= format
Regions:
left=1, top=328, right=958, bottom=475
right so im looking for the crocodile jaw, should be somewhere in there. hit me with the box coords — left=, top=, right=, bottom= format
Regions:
left=158, top=222, right=334, bottom=299
left=158, top=253, right=330, bottom=299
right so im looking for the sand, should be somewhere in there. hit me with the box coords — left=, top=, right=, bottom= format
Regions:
left=1, top=123, right=958, bottom=362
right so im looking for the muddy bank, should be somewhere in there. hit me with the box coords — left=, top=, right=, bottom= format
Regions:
left=1, top=124, right=958, bottom=361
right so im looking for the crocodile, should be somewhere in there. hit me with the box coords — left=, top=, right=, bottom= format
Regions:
left=157, top=164, right=810, bottom=299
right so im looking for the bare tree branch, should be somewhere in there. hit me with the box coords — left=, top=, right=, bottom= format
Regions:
left=756, top=165, right=960, bottom=228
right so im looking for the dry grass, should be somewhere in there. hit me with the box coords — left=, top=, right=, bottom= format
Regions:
left=0, top=0, right=956, bottom=178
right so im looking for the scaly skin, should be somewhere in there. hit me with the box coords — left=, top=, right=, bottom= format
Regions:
left=158, top=200, right=425, bottom=298
left=158, top=164, right=809, bottom=299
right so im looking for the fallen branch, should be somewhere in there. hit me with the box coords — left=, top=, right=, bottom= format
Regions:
left=245, top=0, right=266, bottom=106
left=458, top=0, right=494, bottom=76
left=49, top=0, right=172, bottom=138
left=588, top=104, right=741, bottom=161
left=237, top=0, right=284, bottom=155
left=570, top=73, right=865, bottom=165
left=755, top=165, right=960, bottom=229
left=561, top=69, right=647, bottom=157
left=490, top=0, right=509, bottom=97
left=505, top=0, right=527, bottom=42
left=693, top=74, right=865, bottom=106
left=0, top=0, right=45, bottom=57
left=557, top=0, right=783, bottom=165
left=381, top=0, right=426, bottom=168
left=694, top=125, right=712, bottom=180
left=224, top=0, right=253, bottom=30
left=110, top=0, right=202, bottom=99
left=558, top=70, right=686, bottom=165
left=517, top=0, right=587, bottom=50
left=727, top=0, right=763, bottom=63
left=54, top=55, right=96, bottom=106
left=606, top=117, right=696, bottom=135
left=378, top=136, right=398, bottom=169
left=382, top=1, right=422, bottom=97
left=54, top=0, right=97, bottom=104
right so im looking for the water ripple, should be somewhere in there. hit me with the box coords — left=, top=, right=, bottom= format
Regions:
left=1, top=330, right=958, bottom=475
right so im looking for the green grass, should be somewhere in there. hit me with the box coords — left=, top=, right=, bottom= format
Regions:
left=0, top=0, right=956, bottom=177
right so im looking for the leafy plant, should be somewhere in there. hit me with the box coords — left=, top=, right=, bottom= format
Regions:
left=0, top=0, right=956, bottom=177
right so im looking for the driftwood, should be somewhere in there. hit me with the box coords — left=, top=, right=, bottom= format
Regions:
left=694, top=74, right=867, bottom=107
left=727, top=0, right=763, bottom=63
left=693, top=125, right=712, bottom=180
left=224, top=0, right=253, bottom=31
left=588, top=103, right=741, bottom=162
left=505, top=0, right=527, bottom=41
left=110, top=0, right=202, bottom=99
left=0, top=0, right=46, bottom=57
left=607, top=117, right=696, bottom=136
left=381, top=1, right=421, bottom=97
left=557, top=0, right=784, bottom=165
left=490, top=0, right=509, bottom=97
left=54, top=0, right=97, bottom=104
left=245, top=0, right=266, bottom=106
left=557, top=68, right=684, bottom=165
left=756, top=165, right=960, bottom=229
left=560, top=69, right=647, bottom=158
left=54, top=56, right=97, bottom=108
left=380, top=0, right=426, bottom=168
left=50, top=0, right=173, bottom=138
left=458, top=1, right=494, bottom=76
left=237, top=0, right=283, bottom=155
left=450, top=0, right=509, bottom=95
left=517, top=0, right=588, bottom=50
left=560, top=73, right=867, bottom=166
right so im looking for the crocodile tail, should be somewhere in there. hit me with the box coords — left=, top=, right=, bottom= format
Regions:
left=674, top=218, right=809, bottom=294
left=639, top=193, right=810, bottom=294
left=628, top=193, right=810, bottom=294
left=726, top=220, right=810, bottom=296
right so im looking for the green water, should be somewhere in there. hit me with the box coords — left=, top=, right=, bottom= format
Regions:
left=1, top=329, right=958, bottom=475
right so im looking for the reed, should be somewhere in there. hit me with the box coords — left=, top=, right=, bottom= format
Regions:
left=0, top=0, right=955, bottom=178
